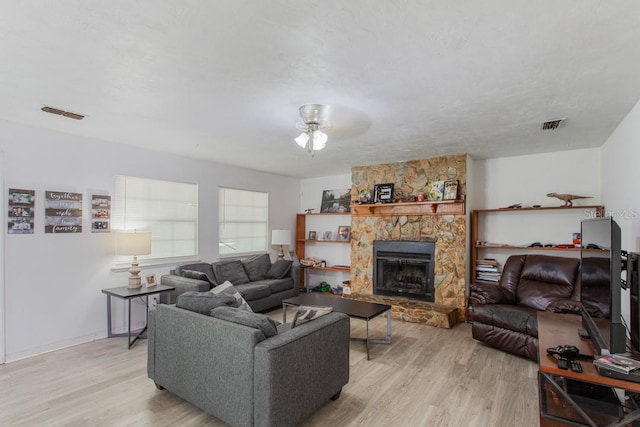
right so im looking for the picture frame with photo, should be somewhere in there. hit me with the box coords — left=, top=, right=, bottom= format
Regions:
left=286, top=250, right=300, bottom=265
left=146, top=274, right=157, bottom=287
left=308, top=230, right=317, bottom=240
left=320, top=189, right=351, bottom=213
left=443, top=180, right=459, bottom=200
left=323, top=231, right=333, bottom=241
left=336, top=225, right=351, bottom=241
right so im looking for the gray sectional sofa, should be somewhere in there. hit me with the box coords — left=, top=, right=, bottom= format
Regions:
left=160, top=253, right=300, bottom=312
left=148, top=303, right=350, bottom=427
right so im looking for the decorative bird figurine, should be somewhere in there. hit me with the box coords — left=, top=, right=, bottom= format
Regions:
left=546, top=192, right=592, bottom=207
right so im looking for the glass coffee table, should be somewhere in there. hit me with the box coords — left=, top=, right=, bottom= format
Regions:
left=282, top=293, right=391, bottom=360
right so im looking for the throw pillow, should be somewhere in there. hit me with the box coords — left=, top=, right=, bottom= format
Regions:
left=213, top=260, right=251, bottom=285
left=210, top=306, right=278, bottom=338
left=210, top=280, right=253, bottom=312
left=291, top=305, right=333, bottom=328
left=265, top=259, right=292, bottom=279
left=242, top=253, right=272, bottom=281
left=180, top=270, right=210, bottom=282
left=176, top=292, right=237, bottom=315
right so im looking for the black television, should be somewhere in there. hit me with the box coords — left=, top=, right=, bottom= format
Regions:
left=580, top=217, right=626, bottom=355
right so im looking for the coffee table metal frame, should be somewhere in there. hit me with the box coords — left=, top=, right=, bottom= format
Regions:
left=282, top=293, right=391, bottom=360
left=101, top=284, right=175, bottom=349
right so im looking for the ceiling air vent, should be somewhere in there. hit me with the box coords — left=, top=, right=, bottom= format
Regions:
left=41, top=105, right=85, bottom=120
left=541, top=118, right=565, bottom=130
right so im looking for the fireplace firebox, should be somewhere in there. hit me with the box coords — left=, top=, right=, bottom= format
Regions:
left=373, top=239, right=436, bottom=302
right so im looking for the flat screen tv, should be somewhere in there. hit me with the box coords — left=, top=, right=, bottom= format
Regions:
left=580, top=217, right=626, bottom=355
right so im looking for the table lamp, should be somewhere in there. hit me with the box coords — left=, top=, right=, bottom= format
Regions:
left=117, top=231, right=152, bottom=288
left=271, top=229, right=291, bottom=259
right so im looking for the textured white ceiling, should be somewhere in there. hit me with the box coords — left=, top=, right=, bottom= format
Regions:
left=1, top=1, right=640, bottom=178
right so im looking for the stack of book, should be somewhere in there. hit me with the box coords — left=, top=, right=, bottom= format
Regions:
left=476, top=258, right=501, bottom=283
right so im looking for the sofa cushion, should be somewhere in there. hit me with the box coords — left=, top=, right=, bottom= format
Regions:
left=291, top=305, right=333, bottom=328
left=242, top=253, right=272, bottom=281
left=261, top=278, right=293, bottom=294
left=175, top=263, right=216, bottom=285
left=181, top=270, right=210, bottom=282
left=210, top=306, right=278, bottom=338
left=176, top=292, right=237, bottom=315
left=233, top=282, right=271, bottom=302
left=210, top=280, right=252, bottom=312
left=470, top=303, right=538, bottom=337
left=516, top=255, right=578, bottom=311
left=213, top=260, right=251, bottom=285
left=265, top=260, right=292, bottom=279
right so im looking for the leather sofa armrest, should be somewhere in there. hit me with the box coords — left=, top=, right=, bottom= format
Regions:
left=159, top=274, right=211, bottom=303
left=545, top=299, right=582, bottom=314
left=470, top=282, right=514, bottom=305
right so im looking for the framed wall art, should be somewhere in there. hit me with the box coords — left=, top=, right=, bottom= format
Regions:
left=443, top=180, right=459, bottom=200
left=91, top=194, right=111, bottom=232
left=428, top=181, right=444, bottom=201
left=373, top=183, right=394, bottom=203
left=45, top=191, right=83, bottom=233
left=320, top=189, right=351, bottom=213
left=8, top=188, right=35, bottom=234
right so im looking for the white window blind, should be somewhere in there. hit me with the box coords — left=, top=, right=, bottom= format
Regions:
left=219, top=187, right=268, bottom=256
left=114, top=176, right=198, bottom=261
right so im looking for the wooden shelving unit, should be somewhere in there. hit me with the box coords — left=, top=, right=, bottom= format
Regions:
left=471, top=205, right=604, bottom=285
left=295, top=213, right=351, bottom=288
left=350, top=199, right=464, bottom=216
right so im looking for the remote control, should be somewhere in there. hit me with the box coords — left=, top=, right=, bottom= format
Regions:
left=578, top=329, right=590, bottom=339
left=557, top=356, right=568, bottom=370
left=570, top=359, right=583, bottom=373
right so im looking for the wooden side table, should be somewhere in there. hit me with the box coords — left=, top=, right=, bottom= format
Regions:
left=101, top=284, right=175, bottom=349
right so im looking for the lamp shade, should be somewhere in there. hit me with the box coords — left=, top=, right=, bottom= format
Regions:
left=271, top=229, right=291, bottom=245
left=117, top=231, right=152, bottom=256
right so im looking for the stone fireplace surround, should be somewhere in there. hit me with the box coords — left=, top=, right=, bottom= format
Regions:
left=346, top=155, right=467, bottom=328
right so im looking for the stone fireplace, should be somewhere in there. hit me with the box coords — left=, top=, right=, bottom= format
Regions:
left=348, top=154, right=467, bottom=327
left=373, top=239, right=435, bottom=302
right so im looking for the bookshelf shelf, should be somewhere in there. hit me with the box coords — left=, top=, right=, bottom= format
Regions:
left=471, top=205, right=604, bottom=284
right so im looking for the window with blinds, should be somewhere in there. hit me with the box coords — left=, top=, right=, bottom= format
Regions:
left=218, top=187, right=268, bottom=256
left=113, top=176, right=198, bottom=261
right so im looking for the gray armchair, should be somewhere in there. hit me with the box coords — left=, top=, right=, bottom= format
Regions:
left=147, top=304, right=350, bottom=427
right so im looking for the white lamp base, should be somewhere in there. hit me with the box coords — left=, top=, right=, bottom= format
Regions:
left=128, top=256, right=143, bottom=289
left=277, top=245, right=285, bottom=259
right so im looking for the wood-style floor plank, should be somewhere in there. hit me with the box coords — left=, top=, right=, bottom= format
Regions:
left=0, top=309, right=539, bottom=426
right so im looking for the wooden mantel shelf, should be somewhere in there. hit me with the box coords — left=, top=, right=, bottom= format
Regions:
left=350, top=200, right=465, bottom=216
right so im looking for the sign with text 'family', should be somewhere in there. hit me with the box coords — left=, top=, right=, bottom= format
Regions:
left=45, top=191, right=83, bottom=233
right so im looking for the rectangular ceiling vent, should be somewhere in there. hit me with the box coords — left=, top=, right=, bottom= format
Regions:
left=541, top=118, right=565, bottom=130
left=41, top=106, right=85, bottom=120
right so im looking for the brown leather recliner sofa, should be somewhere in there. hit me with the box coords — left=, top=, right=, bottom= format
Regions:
left=468, top=254, right=597, bottom=361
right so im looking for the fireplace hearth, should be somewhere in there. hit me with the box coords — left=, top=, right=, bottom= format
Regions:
left=373, top=239, right=436, bottom=302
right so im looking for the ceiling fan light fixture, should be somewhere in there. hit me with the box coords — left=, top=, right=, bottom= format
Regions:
left=294, top=104, right=330, bottom=156
left=312, top=130, right=327, bottom=150
left=294, top=132, right=309, bottom=148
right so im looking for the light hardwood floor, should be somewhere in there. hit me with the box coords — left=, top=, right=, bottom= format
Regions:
left=0, top=309, right=540, bottom=426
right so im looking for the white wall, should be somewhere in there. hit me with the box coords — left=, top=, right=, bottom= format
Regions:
left=0, top=119, right=300, bottom=362
left=472, top=148, right=602, bottom=210
left=299, top=174, right=351, bottom=213
left=601, top=99, right=640, bottom=252
left=0, top=150, right=5, bottom=363
left=601, top=99, right=640, bottom=330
